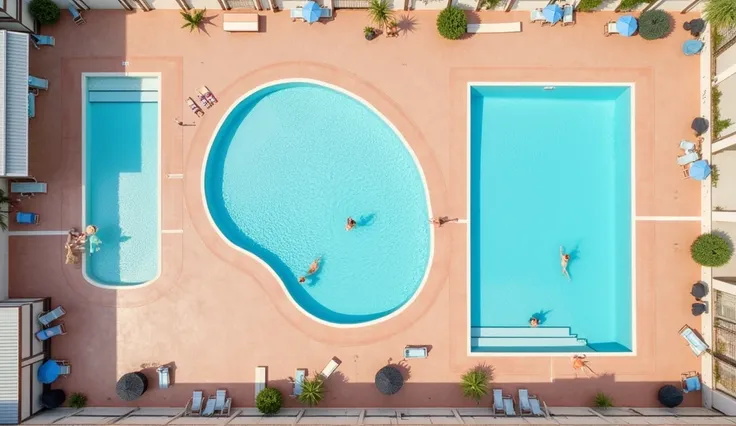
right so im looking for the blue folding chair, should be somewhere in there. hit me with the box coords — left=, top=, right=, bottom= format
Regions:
left=31, top=34, right=55, bottom=48
left=68, top=5, right=86, bottom=25
left=35, top=323, right=66, bottom=341
left=682, top=371, right=701, bottom=393
left=15, top=212, right=39, bottom=225
left=28, top=76, right=48, bottom=91
left=28, top=92, right=36, bottom=118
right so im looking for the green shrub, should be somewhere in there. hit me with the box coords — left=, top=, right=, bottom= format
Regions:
left=437, top=6, right=467, bottom=40
left=638, top=10, right=672, bottom=40
left=711, top=164, right=720, bottom=188
left=29, top=0, right=61, bottom=25
left=368, top=0, right=393, bottom=30
left=297, top=377, right=325, bottom=406
left=691, top=232, right=733, bottom=267
left=68, top=392, right=87, bottom=409
left=594, top=392, right=613, bottom=408
left=256, top=387, right=282, bottom=415
left=479, top=0, right=502, bottom=10
left=577, top=0, right=602, bottom=11
left=460, top=366, right=490, bottom=404
left=704, top=0, right=736, bottom=29
left=617, top=0, right=649, bottom=11
left=713, top=87, right=733, bottom=140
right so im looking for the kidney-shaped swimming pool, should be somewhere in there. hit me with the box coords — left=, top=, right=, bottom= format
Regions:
left=203, top=81, right=432, bottom=326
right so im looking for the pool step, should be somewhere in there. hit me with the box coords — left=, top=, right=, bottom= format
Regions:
left=470, top=326, right=588, bottom=348
left=471, top=326, right=573, bottom=338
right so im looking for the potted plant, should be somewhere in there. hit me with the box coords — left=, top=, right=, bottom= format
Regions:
left=638, top=9, right=672, bottom=40
left=437, top=6, right=467, bottom=40
left=460, top=365, right=491, bottom=404
left=297, top=377, right=325, bottom=406
left=691, top=232, right=733, bottom=267
left=364, top=26, right=377, bottom=40
left=368, top=0, right=393, bottom=32
left=256, top=387, right=282, bottom=415
left=29, top=0, right=61, bottom=25
left=180, top=8, right=206, bottom=33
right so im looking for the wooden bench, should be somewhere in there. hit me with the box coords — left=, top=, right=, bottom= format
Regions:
left=223, top=12, right=259, bottom=32
left=466, top=22, right=522, bottom=34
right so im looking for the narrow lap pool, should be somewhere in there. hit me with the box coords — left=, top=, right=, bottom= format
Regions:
left=83, top=75, right=160, bottom=287
left=469, top=85, right=633, bottom=353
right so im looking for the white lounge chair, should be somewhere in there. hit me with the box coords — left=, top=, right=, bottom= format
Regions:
left=255, top=366, right=266, bottom=401
left=214, top=389, right=231, bottom=416
left=518, top=389, right=532, bottom=415
left=604, top=21, right=618, bottom=36
left=157, top=366, right=169, bottom=389
left=404, top=346, right=428, bottom=359
left=223, top=12, right=259, bottom=32
left=185, top=391, right=205, bottom=416
left=680, top=140, right=697, bottom=152
left=38, top=306, right=66, bottom=326
left=292, top=368, right=306, bottom=396
left=678, top=151, right=699, bottom=165
left=56, top=360, right=71, bottom=376
left=202, top=396, right=216, bottom=416
left=467, top=22, right=522, bottom=33
left=320, top=357, right=340, bottom=379
left=680, top=325, right=709, bottom=356
left=562, top=3, right=574, bottom=25
left=529, top=397, right=545, bottom=416
left=503, top=396, right=516, bottom=416
left=493, top=389, right=504, bottom=415
left=531, top=8, right=544, bottom=22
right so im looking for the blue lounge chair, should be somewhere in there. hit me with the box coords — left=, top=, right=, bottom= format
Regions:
left=31, top=34, right=55, bottom=48
left=28, top=76, right=48, bottom=90
left=38, top=306, right=66, bottom=326
left=16, top=212, right=39, bottom=225
left=68, top=5, right=86, bottom=25
left=36, top=323, right=66, bottom=341
left=677, top=151, right=699, bottom=166
left=679, top=325, right=709, bottom=356
left=290, top=7, right=303, bottom=21
left=319, top=7, right=331, bottom=18
left=531, top=8, right=544, bottom=23
left=682, top=371, right=701, bottom=393
left=28, top=92, right=36, bottom=118
left=10, top=181, right=47, bottom=196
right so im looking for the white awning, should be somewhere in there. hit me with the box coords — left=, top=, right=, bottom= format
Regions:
left=0, top=30, right=28, bottom=177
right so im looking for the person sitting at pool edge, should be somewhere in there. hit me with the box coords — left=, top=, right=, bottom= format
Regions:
left=430, top=216, right=459, bottom=228
left=560, top=246, right=571, bottom=281
left=346, top=217, right=357, bottom=231
left=529, top=317, right=539, bottom=327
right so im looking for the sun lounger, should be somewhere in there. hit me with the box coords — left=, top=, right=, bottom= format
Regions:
left=562, top=3, right=574, bottom=25
left=28, top=76, right=48, bottom=90
left=680, top=325, right=709, bottom=356
left=466, top=22, right=522, bottom=33
left=604, top=21, right=618, bottom=36
left=677, top=151, right=699, bottom=166
left=57, top=360, right=71, bottom=376
left=531, top=8, right=544, bottom=22
left=319, top=7, right=331, bottom=18
left=16, top=212, right=39, bottom=225
left=10, top=181, right=47, bottom=196
left=35, top=323, right=66, bottom=341
left=187, top=97, right=204, bottom=117
left=198, top=86, right=217, bottom=106
left=157, top=366, right=169, bottom=389
left=680, top=140, right=696, bottom=152
left=28, top=92, right=36, bottom=118
left=518, top=389, right=532, bottom=415
left=291, top=7, right=303, bottom=20
left=493, top=389, right=504, bottom=415
left=682, top=371, right=701, bottom=393
left=185, top=391, right=205, bottom=416
left=38, top=306, right=66, bottom=326
left=529, top=397, right=545, bottom=416
left=202, top=396, right=216, bottom=416
left=404, top=346, right=428, bottom=358
left=292, top=368, right=306, bottom=396
left=223, top=12, right=259, bottom=32
left=31, top=35, right=55, bottom=48
left=255, top=366, right=266, bottom=401
left=68, top=5, right=86, bottom=24
left=503, top=396, right=516, bottom=416
left=214, top=389, right=231, bottom=416
left=320, top=357, right=340, bottom=379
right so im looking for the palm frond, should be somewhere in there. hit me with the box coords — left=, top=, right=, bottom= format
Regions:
left=704, top=0, right=736, bottom=28
left=368, top=0, right=393, bottom=30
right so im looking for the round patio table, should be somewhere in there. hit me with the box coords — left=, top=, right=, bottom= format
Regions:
left=38, top=360, right=61, bottom=384
left=116, top=372, right=148, bottom=401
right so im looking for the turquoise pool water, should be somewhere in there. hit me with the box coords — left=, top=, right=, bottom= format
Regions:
left=84, top=76, right=160, bottom=286
left=470, top=85, right=632, bottom=353
left=204, top=82, right=431, bottom=325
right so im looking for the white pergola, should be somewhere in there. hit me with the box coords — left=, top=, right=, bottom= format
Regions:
left=0, top=30, right=28, bottom=177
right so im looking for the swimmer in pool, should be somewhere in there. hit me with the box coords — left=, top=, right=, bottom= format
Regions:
left=560, top=246, right=570, bottom=281
left=346, top=217, right=357, bottom=231
left=529, top=317, right=539, bottom=327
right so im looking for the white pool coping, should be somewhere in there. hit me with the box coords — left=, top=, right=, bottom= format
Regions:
left=200, top=78, right=435, bottom=329
left=80, top=72, right=163, bottom=289
left=465, top=82, right=637, bottom=357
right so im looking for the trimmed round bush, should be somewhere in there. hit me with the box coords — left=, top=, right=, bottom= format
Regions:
left=29, top=0, right=61, bottom=25
left=638, top=9, right=672, bottom=40
left=437, top=6, right=466, bottom=40
left=691, top=232, right=733, bottom=267
left=255, top=387, right=282, bottom=415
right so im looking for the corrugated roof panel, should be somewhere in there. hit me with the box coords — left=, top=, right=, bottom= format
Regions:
left=4, top=31, right=28, bottom=177
left=0, top=308, right=19, bottom=425
left=0, top=32, right=7, bottom=177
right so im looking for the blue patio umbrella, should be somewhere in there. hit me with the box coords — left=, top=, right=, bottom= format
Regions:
left=689, top=160, right=711, bottom=180
left=616, top=15, right=638, bottom=37
left=543, top=4, right=563, bottom=24
left=38, top=360, right=61, bottom=384
left=302, top=1, right=321, bottom=23
left=683, top=40, right=704, bottom=56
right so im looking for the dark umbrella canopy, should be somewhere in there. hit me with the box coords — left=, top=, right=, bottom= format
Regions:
left=692, top=302, right=707, bottom=316
left=117, top=372, right=148, bottom=401
left=692, top=117, right=709, bottom=135
left=691, top=282, right=708, bottom=299
left=658, top=384, right=684, bottom=408
left=41, top=389, right=66, bottom=409
left=684, top=19, right=705, bottom=36
left=375, top=366, right=404, bottom=395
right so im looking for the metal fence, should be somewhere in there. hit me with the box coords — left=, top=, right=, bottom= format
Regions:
left=714, top=291, right=736, bottom=395
left=332, top=0, right=369, bottom=8
left=226, top=0, right=258, bottom=8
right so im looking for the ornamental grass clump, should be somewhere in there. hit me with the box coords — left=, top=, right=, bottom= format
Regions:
left=437, top=6, right=467, bottom=40
left=691, top=232, right=733, bottom=267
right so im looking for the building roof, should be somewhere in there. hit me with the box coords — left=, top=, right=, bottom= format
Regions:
left=0, top=30, right=28, bottom=177
left=0, top=307, right=19, bottom=425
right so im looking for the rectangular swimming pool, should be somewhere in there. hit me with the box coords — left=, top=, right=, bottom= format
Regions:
left=82, top=75, right=161, bottom=287
left=469, top=84, right=633, bottom=354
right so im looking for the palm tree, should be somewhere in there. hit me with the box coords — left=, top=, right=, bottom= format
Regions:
left=180, top=8, right=206, bottom=33
left=460, top=366, right=490, bottom=404
left=704, top=0, right=736, bottom=29
left=297, top=377, right=325, bottom=407
left=368, top=0, right=393, bottom=31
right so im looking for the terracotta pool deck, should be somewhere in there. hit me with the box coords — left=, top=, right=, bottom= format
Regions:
left=11, top=8, right=704, bottom=408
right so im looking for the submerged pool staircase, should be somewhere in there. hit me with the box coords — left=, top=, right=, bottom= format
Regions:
left=471, top=326, right=590, bottom=352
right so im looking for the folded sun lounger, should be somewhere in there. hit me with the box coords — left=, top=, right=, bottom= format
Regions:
left=291, top=7, right=303, bottom=20
left=57, top=360, right=71, bottom=376
left=28, top=92, right=36, bottom=118
left=320, top=357, right=341, bottom=379
left=493, top=389, right=504, bottom=415
left=185, top=391, right=205, bottom=416
left=35, top=323, right=66, bottom=341
left=530, top=397, right=545, bottom=416
left=518, top=389, right=532, bottom=415
left=255, top=366, right=266, bottom=401
left=680, top=325, right=709, bottom=356
left=38, top=306, right=66, bottom=326
left=677, top=151, right=699, bottom=166
left=157, top=366, right=170, bottom=389
left=10, top=181, right=47, bottom=196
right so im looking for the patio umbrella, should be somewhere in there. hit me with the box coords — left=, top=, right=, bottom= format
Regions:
left=692, top=302, right=706, bottom=316
left=542, top=4, right=563, bottom=24
left=691, top=117, right=708, bottom=135
left=375, top=366, right=404, bottom=395
left=683, top=18, right=705, bottom=36
left=38, top=360, right=61, bottom=384
left=658, top=384, right=683, bottom=408
left=302, top=1, right=321, bottom=23
left=683, top=40, right=704, bottom=56
left=691, top=282, right=707, bottom=299
left=116, top=372, right=148, bottom=401
left=688, top=160, right=711, bottom=180
left=616, top=15, right=638, bottom=37
left=41, top=389, right=66, bottom=409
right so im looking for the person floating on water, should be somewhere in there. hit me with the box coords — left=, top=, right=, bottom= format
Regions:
left=86, top=225, right=101, bottom=255
left=298, top=257, right=322, bottom=284
left=529, top=317, right=539, bottom=328
left=346, top=217, right=357, bottom=231
left=430, top=216, right=459, bottom=228
left=560, top=246, right=571, bottom=281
